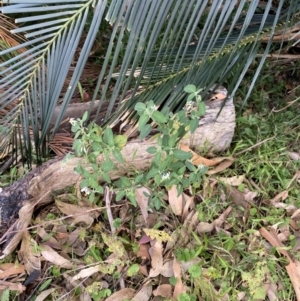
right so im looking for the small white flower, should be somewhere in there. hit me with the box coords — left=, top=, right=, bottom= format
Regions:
left=69, top=118, right=77, bottom=126
left=161, top=172, right=170, bottom=181
left=184, top=101, right=195, bottom=112
left=81, top=187, right=91, bottom=195
left=198, top=164, right=205, bottom=170
left=150, top=105, right=157, bottom=111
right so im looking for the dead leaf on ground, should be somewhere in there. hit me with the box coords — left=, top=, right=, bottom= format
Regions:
left=56, top=199, right=100, bottom=219
left=149, top=240, right=163, bottom=278
left=18, top=230, right=41, bottom=274
left=219, top=175, right=245, bottom=186
left=207, top=159, right=234, bottom=175
left=35, top=288, right=55, bottom=301
left=105, top=288, right=135, bottom=301
left=224, top=186, right=250, bottom=209
left=0, top=281, right=26, bottom=293
left=168, top=185, right=183, bottom=216
left=288, top=151, right=300, bottom=161
left=0, top=263, right=25, bottom=280
left=41, top=244, right=76, bottom=269
left=179, top=144, right=234, bottom=168
left=260, top=227, right=300, bottom=301
left=135, top=186, right=151, bottom=223
left=173, top=256, right=186, bottom=298
left=132, top=282, right=152, bottom=301
left=137, top=244, right=151, bottom=260
left=153, top=284, right=173, bottom=298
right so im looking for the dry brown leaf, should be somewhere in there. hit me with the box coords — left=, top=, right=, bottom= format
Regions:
left=132, top=282, right=152, bottom=301
left=18, top=231, right=41, bottom=274
left=41, top=244, right=75, bottom=269
left=153, top=284, right=173, bottom=298
left=180, top=258, right=201, bottom=273
left=160, top=260, right=174, bottom=277
left=292, top=209, right=300, bottom=220
left=207, top=159, right=234, bottom=175
left=71, top=265, right=101, bottom=281
left=168, top=185, right=183, bottom=216
left=244, top=190, right=258, bottom=202
left=0, top=263, right=25, bottom=280
left=149, top=241, right=163, bottom=277
left=139, top=264, right=149, bottom=277
left=260, top=227, right=300, bottom=301
left=105, top=288, right=135, bottom=301
left=135, top=187, right=151, bottom=223
left=288, top=151, right=300, bottom=161
left=270, top=191, right=289, bottom=204
left=35, top=288, right=55, bottom=301
left=214, top=206, right=233, bottom=228
left=137, top=244, right=151, bottom=260
left=182, top=193, right=194, bottom=220
left=264, top=281, right=278, bottom=301
left=56, top=199, right=100, bottom=219
left=225, top=186, right=249, bottom=209
left=0, top=280, right=26, bottom=292
left=197, top=222, right=215, bottom=233
left=219, top=175, right=245, bottom=186
left=37, top=228, right=61, bottom=249
left=173, top=256, right=186, bottom=298
left=70, top=214, right=94, bottom=228
left=179, top=144, right=227, bottom=167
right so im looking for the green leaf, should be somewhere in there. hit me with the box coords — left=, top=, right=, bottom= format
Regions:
left=184, top=84, right=197, bottom=93
left=189, top=119, right=199, bottom=133
left=146, top=168, right=159, bottom=179
left=188, top=264, right=202, bottom=278
left=103, top=127, right=114, bottom=147
left=173, top=149, right=192, bottom=160
left=127, top=264, right=140, bottom=277
left=139, top=124, right=152, bottom=139
left=152, top=110, right=168, bottom=123
left=113, top=218, right=122, bottom=229
left=87, top=153, right=97, bottom=163
left=88, top=177, right=98, bottom=189
left=186, top=160, right=196, bottom=172
left=127, top=193, right=137, bottom=207
left=116, top=190, right=126, bottom=201
left=101, top=173, right=111, bottom=184
left=134, top=102, right=146, bottom=113
left=90, top=132, right=102, bottom=142
left=112, top=149, right=124, bottom=163
left=197, top=102, right=206, bottom=116
left=101, top=160, right=115, bottom=173
left=147, top=146, right=157, bottom=154
left=138, top=113, right=150, bottom=129
left=82, top=111, right=88, bottom=123
left=168, top=134, right=178, bottom=147
left=91, top=141, right=103, bottom=152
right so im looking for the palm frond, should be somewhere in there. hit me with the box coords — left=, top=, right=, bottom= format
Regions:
left=0, top=0, right=106, bottom=164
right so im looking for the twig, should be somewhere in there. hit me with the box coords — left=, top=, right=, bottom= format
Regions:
left=105, top=186, right=115, bottom=234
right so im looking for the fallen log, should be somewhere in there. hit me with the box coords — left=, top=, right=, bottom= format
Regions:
left=0, top=95, right=235, bottom=258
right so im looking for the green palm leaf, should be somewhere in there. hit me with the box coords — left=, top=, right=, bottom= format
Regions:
left=0, top=0, right=299, bottom=165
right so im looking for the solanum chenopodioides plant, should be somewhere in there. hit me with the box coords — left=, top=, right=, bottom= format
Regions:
left=133, top=84, right=208, bottom=201
left=70, top=111, right=127, bottom=202
left=71, top=84, right=208, bottom=207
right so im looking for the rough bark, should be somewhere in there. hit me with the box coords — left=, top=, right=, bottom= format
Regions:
left=0, top=96, right=235, bottom=257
